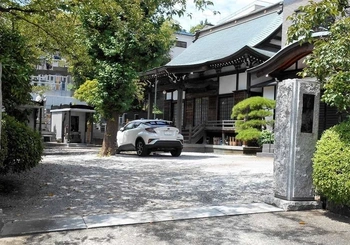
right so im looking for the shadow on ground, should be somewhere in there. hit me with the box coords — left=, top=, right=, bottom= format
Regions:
left=0, top=152, right=273, bottom=222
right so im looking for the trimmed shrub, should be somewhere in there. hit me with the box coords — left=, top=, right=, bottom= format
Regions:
left=312, top=120, right=350, bottom=206
left=231, top=96, right=276, bottom=143
left=0, top=115, right=43, bottom=174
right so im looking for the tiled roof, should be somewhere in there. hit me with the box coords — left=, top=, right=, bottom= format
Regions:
left=166, top=12, right=282, bottom=67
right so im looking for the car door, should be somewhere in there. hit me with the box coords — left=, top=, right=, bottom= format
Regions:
left=117, top=122, right=134, bottom=148
left=121, top=122, right=138, bottom=148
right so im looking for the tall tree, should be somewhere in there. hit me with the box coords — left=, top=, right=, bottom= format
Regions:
left=1, top=0, right=215, bottom=156
left=287, top=0, right=350, bottom=112
left=0, top=23, right=35, bottom=121
left=0, top=0, right=87, bottom=152
left=0, top=0, right=86, bottom=60
left=73, top=0, right=214, bottom=156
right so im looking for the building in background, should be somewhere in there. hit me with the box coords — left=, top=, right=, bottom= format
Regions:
left=30, top=32, right=194, bottom=143
left=170, top=31, right=194, bottom=59
left=141, top=2, right=282, bottom=145
left=30, top=55, right=87, bottom=140
left=31, top=55, right=85, bottom=110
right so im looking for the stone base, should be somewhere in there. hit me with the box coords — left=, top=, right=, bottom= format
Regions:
left=256, top=152, right=274, bottom=158
left=265, top=196, right=322, bottom=211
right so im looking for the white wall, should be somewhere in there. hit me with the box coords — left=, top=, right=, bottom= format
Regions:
left=263, top=86, right=275, bottom=100
left=51, top=111, right=91, bottom=143
left=172, top=90, right=185, bottom=100
left=51, top=113, right=63, bottom=141
left=282, top=0, right=314, bottom=47
left=263, top=86, right=276, bottom=130
left=238, top=72, right=247, bottom=90
left=219, top=74, right=236, bottom=94
left=170, top=33, right=194, bottom=59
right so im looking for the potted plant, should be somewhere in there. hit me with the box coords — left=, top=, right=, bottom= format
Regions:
left=259, top=129, right=274, bottom=153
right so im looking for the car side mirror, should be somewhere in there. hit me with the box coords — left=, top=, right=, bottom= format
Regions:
left=119, top=127, right=124, bottom=132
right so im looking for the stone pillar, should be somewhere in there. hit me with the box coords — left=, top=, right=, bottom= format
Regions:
left=271, top=78, right=321, bottom=210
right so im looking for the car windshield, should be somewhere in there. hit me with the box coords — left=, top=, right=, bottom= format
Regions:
left=143, top=121, right=172, bottom=127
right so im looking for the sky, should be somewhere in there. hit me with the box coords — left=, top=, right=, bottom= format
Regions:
left=174, top=0, right=280, bottom=32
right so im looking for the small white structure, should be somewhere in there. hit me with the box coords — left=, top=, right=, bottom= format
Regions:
left=50, top=104, right=95, bottom=144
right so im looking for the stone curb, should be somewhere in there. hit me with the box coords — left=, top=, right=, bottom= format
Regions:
left=0, top=203, right=283, bottom=237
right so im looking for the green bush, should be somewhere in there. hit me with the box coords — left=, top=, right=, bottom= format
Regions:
left=258, top=130, right=274, bottom=146
left=312, top=120, right=350, bottom=206
left=0, top=115, right=43, bottom=174
left=231, top=96, right=275, bottom=143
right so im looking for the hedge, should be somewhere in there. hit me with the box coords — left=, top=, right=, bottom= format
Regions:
left=312, top=120, right=350, bottom=206
left=0, top=115, right=43, bottom=174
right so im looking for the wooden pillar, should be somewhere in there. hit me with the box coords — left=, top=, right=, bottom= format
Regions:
left=247, top=72, right=251, bottom=97
left=176, top=88, right=183, bottom=133
left=147, top=91, right=152, bottom=119
left=34, top=109, right=37, bottom=131
left=67, top=110, right=71, bottom=143
left=62, top=113, right=65, bottom=143
left=39, top=107, right=42, bottom=134
left=235, top=68, right=239, bottom=91
left=153, top=79, right=158, bottom=119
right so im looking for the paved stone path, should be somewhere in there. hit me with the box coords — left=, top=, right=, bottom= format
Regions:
left=1, top=150, right=350, bottom=244
left=0, top=150, right=273, bottom=222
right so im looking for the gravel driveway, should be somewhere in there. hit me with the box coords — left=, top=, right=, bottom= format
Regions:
left=0, top=148, right=273, bottom=222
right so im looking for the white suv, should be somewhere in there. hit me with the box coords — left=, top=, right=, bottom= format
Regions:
left=116, top=119, right=184, bottom=157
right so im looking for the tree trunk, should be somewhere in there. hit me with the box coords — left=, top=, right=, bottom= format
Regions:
left=0, top=63, right=2, bottom=150
left=100, top=112, right=119, bottom=156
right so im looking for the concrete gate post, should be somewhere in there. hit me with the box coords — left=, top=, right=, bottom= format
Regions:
left=270, top=78, right=322, bottom=210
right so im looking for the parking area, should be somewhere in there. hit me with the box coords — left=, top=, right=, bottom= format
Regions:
left=0, top=150, right=273, bottom=222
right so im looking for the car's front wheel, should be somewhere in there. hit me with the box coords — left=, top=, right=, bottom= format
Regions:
left=170, top=148, right=182, bottom=157
left=136, top=139, right=148, bottom=156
